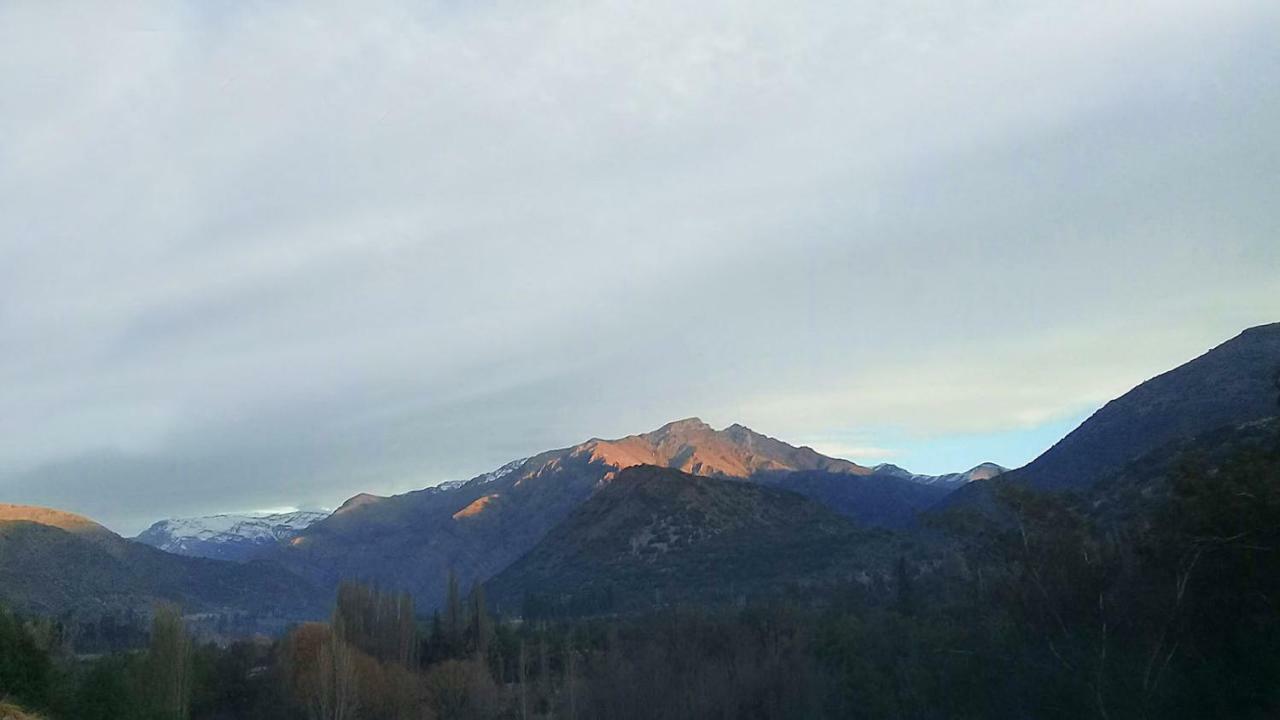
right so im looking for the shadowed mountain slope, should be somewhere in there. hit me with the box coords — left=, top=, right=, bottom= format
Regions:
left=936, top=323, right=1280, bottom=515
left=1018, top=323, right=1280, bottom=492
left=486, top=465, right=907, bottom=615
left=1085, top=417, right=1280, bottom=526
left=753, top=470, right=952, bottom=528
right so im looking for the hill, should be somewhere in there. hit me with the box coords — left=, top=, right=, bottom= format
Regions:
left=485, top=465, right=907, bottom=615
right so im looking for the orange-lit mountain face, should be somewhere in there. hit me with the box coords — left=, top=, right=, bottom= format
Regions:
left=567, top=418, right=870, bottom=481
left=0, top=504, right=118, bottom=545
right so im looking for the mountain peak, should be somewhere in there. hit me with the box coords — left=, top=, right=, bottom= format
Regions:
left=574, top=419, right=870, bottom=479
left=335, top=493, right=386, bottom=515
left=642, top=417, right=714, bottom=439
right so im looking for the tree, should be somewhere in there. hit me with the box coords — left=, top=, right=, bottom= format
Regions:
left=893, top=555, right=916, bottom=617
left=0, top=606, right=53, bottom=711
left=445, top=569, right=464, bottom=655
left=517, top=641, right=529, bottom=720
left=147, top=603, right=193, bottom=720
left=423, top=659, right=497, bottom=720
left=283, top=622, right=359, bottom=720
left=468, top=583, right=493, bottom=659
left=1139, top=436, right=1280, bottom=717
left=334, top=582, right=417, bottom=667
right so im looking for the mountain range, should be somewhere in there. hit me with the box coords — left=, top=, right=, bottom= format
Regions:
left=0, top=322, right=1275, bottom=624
left=265, top=418, right=933, bottom=609
left=871, top=462, right=1007, bottom=488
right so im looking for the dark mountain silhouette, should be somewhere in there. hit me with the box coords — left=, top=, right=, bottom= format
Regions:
left=937, top=322, right=1280, bottom=514
left=1018, top=322, right=1280, bottom=491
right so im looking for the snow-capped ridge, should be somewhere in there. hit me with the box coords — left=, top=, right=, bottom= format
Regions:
left=135, top=509, right=329, bottom=561
left=870, top=462, right=1007, bottom=487
left=475, top=457, right=529, bottom=485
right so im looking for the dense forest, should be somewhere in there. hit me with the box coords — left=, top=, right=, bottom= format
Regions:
left=2, top=430, right=1277, bottom=720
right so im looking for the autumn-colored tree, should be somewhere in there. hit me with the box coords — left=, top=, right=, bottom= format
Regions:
left=282, top=621, right=358, bottom=720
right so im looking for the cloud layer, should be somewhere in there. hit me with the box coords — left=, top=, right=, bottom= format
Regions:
left=3, top=0, right=1278, bottom=532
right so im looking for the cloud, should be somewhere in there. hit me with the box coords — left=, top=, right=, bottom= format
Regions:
left=804, top=444, right=901, bottom=464
left=1, top=0, right=1278, bottom=532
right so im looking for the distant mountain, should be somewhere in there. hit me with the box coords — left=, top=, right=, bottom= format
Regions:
left=135, top=510, right=329, bottom=562
left=486, top=465, right=906, bottom=615
left=269, top=418, right=887, bottom=609
left=0, top=504, right=324, bottom=620
left=870, top=462, right=1006, bottom=488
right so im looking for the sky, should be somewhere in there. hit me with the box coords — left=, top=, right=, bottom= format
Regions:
left=2, top=0, right=1278, bottom=534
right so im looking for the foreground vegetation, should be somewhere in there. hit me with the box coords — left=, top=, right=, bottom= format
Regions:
left=2, top=429, right=1277, bottom=719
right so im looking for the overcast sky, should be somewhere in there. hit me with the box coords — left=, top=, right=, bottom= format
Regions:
left=2, top=0, right=1278, bottom=534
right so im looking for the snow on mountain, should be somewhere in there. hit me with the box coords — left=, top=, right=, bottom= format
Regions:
left=474, top=457, right=529, bottom=485
left=871, top=462, right=1007, bottom=488
left=417, top=458, right=530, bottom=496
left=135, top=510, right=329, bottom=562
